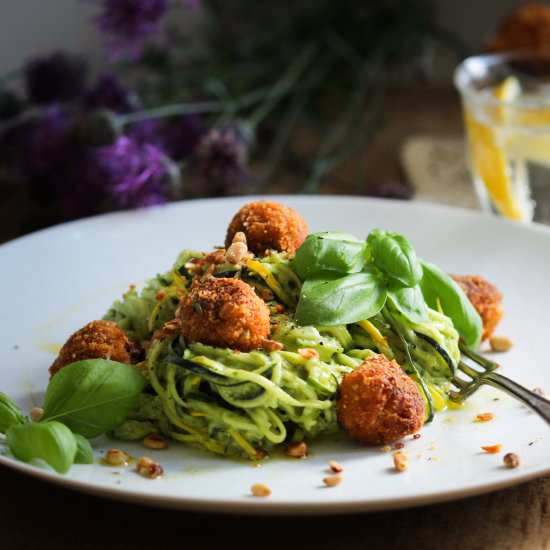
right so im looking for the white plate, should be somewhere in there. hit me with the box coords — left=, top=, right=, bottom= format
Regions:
left=0, top=196, right=548, bottom=514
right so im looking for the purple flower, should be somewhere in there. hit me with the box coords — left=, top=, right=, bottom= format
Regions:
left=192, top=126, right=253, bottom=196
left=83, top=74, right=137, bottom=113
left=96, top=0, right=168, bottom=59
left=162, top=114, right=205, bottom=160
left=96, top=136, right=172, bottom=208
left=24, top=52, right=87, bottom=105
left=182, top=0, right=201, bottom=10
left=367, top=181, right=413, bottom=200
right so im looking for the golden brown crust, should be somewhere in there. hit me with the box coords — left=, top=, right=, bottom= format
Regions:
left=336, top=355, right=425, bottom=445
left=177, top=277, right=270, bottom=351
left=451, top=275, right=504, bottom=341
left=488, top=3, right=550, bottom=53
left=225, top=201, right=308, bottom=257
left=49, top=320, right=140, bottom=377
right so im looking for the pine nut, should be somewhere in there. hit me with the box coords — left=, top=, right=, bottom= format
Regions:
left=503, top=452, right=520, bottom=468
left=30, top=407, right=44, bottom=422
left=225, top=242, right=249, bottom=265
left=323, top=474, right=342, bottom=487
left=489, top=336, right=513, bottom=352
left=136, top=456, right=163, bottom=479
left=251, top=483, right=271, bottom=497
left=286, top=441, right=308, bottom=458
left=143, top=433, right=168, bottom=450
left=393, top=451, right=408, bottom=472
left=105, top=449, right=129, bottom=466
left=328, top=461, right=343, bottom=473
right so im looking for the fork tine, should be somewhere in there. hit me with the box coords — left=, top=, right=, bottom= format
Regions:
left=457, top=362, right=483, bottom=380
left=450, top=376, right=470, bottom=390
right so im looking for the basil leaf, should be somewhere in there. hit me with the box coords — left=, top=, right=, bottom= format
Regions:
left=419, top=261, right=482, bottom=348
left=6, top=420, right=77, bottom=474
left=388, top=285, right=429, bottom=324
left=293, top=232, right=367, bottom=280
left=0, top=392, right=27, bottom=433
left=42, top=359, right=146, bottom=438
left=74, top=434, right=94, bottom=464
left=295, top=270, right=387, bottom=326
left=367, top=229, right=422, bottom=287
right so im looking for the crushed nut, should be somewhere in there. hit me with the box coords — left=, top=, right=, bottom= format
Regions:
left=225, top=242, right=249, bottom=265
left=286, top=441, right=308, bottom=458
left=503, top=453, right=521, bottom=468
left=30, top=407, right=44, bottom=422
left=204, top=249, right=226, bottom=265
left=393, top=451, right=408, bottom=472
left=481, top=444, right=503, bottom=454
left=394, top=442, right=405, bottom=450
left=143, top=433, right=168, bottom=450
left=380, top=446, right=392, bottom=453
left=475, top=412, right=495, bottom=422
left=298, top=348, right=320, bottom=360
left=489, top=336, right=513, bottom=352
left=328, top=461, right=343, bottom=473
left=136, top=456, right=164, bottom=479
left=323, top=474, right=342, bottom=487
left=413, top=433, right=422, bottom=440
left=232, top=232, right=247, bottom=245
left=251, top=483, right=271, bottom=497
left=263, top=339, right=284, bottom=352
left=105, top=449, right=130, bottom=467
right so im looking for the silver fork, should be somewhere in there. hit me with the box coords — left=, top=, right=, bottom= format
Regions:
left=448, top=343, right=550, bottom=425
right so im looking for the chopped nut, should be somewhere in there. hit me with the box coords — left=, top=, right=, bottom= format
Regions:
left=328, top=461, right=343, bottom=473
left=475, top=412, right=495, bottom=422
left=136, top=456, right=164, bottom=479
left=298, top=348, right=320, bottom=360
left=489, top=336, right=513, bottom=352
left=263, top=339, right=284, bottom=352
left=323, top=474, right=342, bottom=487
left=502, top=452, right=520, bottom=468
left=394, top=442, right=405, bottom=450
left=30, top=407, right=44, bottom=422
left=105, top=449, right=129, bottom=466
left=204, top=249, right=226, bottom=265
left=225, top=242, right=249, bottom=265
left=143, top=433, right=168, bottom=450
left=251, top=483, right=271, bottom=497
left=286, top=441, right=308, bottom=458
left=380, top=445, right=392, bottom=453
left=232, top=232, right=247, bottom=245
left=413, top=433, right=422, bottom=440
left=393, top=451, right=408, bottom=472
left=481, top=444, right=503, bottom=454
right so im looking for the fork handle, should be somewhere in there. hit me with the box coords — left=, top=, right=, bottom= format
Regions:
left=482, top=372, right=550, bottom=425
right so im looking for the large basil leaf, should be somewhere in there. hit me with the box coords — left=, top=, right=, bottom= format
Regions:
left=367, top=229, right=422, bottom=287
left=7, top=420, right=77, bottom=474
left=0, top=392, right=27, bottom=433
left=419, top=261, right=482, bottom=348
left=42, top=359, right=146, bottom=438
left=295, top=270, right=387, bottom=326
left=388, top=284, right=429, bottom=324
left=293, top=232, right=367, bottom=280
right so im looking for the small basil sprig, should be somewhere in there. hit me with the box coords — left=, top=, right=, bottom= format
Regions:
left=419, top=261, right=482, bottom=348
left=293, top=232, right=367, bottom=280
left=388, top=284, right=429, bottom=324
left=6, top=421, right=77, bottom=474
left=42, top=359, right=146, bottom=438
left=73, top=433, right=94, bottom=464
left=295, top=269, right=387, bottom=326
left=367, top=229, right=422, bottom=287
left=0, top=392, right=27, bottom=433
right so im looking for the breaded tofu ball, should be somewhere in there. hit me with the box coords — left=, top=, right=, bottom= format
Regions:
left=49, top=320, right=139, bottom=377
left=177, top=277, right=270, bottom=351
left=337, top=355, right=425, bottom=445
left=225, top=201, right=308, bottom=256
left=451, top=275, right=503, bottom=341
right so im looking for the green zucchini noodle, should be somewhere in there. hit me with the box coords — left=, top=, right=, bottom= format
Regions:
left=106, top=249, right=461, bottom=459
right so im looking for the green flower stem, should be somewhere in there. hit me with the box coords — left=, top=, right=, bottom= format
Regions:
left=117, top=101, right=224, bottom=126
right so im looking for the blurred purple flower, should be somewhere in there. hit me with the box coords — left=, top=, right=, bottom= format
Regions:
left=182, top=0, right=201, bottom=10
left=83, top=74, right=137, bottom=113
left=162, top=114, right=205, bottom=160
left=96, top=0, right=169, bottom=59
left=96, top=136, right=171, bottom=208
left=367, top=181, right=413, bottom=200
left=193, top=127, right=253, bottom=196
left=24, top=52, right=87, bottom=105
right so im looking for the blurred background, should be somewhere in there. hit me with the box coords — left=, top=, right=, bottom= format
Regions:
left=0, top=0, right=547, bottom=241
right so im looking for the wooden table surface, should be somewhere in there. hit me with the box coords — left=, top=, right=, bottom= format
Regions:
left=0, top=84, right=548, bottom=549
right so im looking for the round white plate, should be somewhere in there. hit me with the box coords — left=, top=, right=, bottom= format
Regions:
left=0, top=196, right=548, bottom=514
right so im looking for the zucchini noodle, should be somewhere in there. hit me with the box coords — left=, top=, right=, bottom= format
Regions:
left=106, top=249, right=461, bottom=459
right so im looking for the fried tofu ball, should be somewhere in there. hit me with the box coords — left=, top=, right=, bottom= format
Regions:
left=49, top=320, right=140, bottom=377
left=177, top=277, right=270, bottom=351
left=337, top=355, right=425, bottom=445
left=225, top=201, right=308, bottom=257
left=451, top=275, right=503, bottom=341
